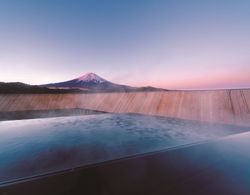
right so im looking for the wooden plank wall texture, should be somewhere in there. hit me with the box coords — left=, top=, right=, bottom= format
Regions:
left=0, top=90, right=250, bottom=126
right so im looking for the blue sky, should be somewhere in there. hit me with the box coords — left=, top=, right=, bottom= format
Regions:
left=1, top=0, right=250, bottom=89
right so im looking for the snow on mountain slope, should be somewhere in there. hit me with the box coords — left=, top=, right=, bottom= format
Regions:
left=76, top=73, right=107, bottom=83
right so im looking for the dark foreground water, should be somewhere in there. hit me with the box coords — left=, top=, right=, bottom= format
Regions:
left=0, top=113, right=249, bottom=184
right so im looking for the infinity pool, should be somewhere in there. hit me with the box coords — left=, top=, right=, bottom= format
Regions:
left=0, top=113, right=249, bottom=183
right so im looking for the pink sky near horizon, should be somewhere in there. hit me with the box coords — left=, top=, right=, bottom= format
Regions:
left=112, top=69, right=250, bottom=90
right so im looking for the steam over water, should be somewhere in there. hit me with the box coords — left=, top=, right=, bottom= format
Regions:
left=0, top=113, right=249, bottom=183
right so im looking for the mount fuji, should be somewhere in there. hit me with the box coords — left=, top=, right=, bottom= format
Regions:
left=41, top=73, right=166, bottom=93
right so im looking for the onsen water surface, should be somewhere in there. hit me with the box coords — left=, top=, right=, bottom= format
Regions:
left=0, top=113, right=249, bottom=183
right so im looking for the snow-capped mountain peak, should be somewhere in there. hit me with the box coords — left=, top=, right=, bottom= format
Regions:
left=41, top=72, right=165, bottom=92
left=76, top=73, right=107, bottom=83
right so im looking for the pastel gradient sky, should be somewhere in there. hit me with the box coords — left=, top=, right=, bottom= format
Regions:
left=1, top=0, right=250, bottom=89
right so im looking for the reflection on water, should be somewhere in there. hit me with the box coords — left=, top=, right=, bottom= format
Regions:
left=0, top=113, right=249, bottom=183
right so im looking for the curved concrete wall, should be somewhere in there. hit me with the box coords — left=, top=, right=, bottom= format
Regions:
left=0, top=89, right=250, bottom=126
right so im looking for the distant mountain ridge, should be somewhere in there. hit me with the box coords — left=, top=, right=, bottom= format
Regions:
left=0, top=73, right=167, bottom=94
left=41, top=73, right=166, bottom=92
left=0, top=82, right=81, bottom=94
